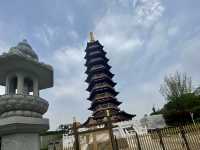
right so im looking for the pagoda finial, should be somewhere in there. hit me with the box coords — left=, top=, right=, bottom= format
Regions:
left=89, top=32, right=95, bottom=42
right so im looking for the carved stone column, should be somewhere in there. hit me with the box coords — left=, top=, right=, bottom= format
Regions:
left=5, top=76, right=10, bottom=94
left=17, top=73, right=24, bottom=95
left=33, top=78, right=39, bottom=96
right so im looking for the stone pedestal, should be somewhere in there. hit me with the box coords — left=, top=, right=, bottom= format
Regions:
left=0, top=116, right=49, bottom=150
left=1, top=134, right=40, bottom=150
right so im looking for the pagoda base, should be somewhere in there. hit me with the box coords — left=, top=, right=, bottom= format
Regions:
left=1, top=133, right=40, bottom=150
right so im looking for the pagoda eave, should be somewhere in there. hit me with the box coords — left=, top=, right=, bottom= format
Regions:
left=85, top=71, right=114, bottom=83
left=118, top=111, right=136, bottom=120
left=85, top=59, right=109, bottom=67
left=88, top=99, right=122, bottom=110
left=81, top=117, right=97, bottom=128
left=85, top=64, right=111, bottom=74
left=84, top=51, right=106, bottom=59
left=86, top=80, right=116, bottom=92
left=85, top=41, right=103, bottom=52
left=88, top=89, right=119, bottom=100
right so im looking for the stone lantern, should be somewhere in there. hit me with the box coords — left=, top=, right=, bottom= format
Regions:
left=0, top=40, right=53, bottom=150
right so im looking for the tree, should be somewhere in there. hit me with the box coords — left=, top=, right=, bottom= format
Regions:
left=160, top=72, right=192, bottom=101
left=151, top=72, right=200, bottom=126
left=160, top=93, right=200, bottom=125
left=57, top=124, right=73, bottom=135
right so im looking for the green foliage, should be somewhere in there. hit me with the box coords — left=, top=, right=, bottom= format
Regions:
left=153, top=72, right=200, bottom=126
left=159, top=93, right=200, bottom=125
left=162, top=93, right=200, bottom=113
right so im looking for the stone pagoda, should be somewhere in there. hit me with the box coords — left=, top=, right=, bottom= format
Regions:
left=0, top=40, right=53, bottom=150
left=83, top=33, right=135, bottom=127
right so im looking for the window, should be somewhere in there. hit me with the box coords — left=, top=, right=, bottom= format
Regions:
left=24, top=77, right=33, bottom=95
left=9, top=76, right=17, bottom=94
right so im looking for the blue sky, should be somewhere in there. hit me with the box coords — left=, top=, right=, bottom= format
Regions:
left=0, top=0, right=200, bottom=130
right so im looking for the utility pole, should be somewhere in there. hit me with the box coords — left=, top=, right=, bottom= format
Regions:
left=73, top=117, right=80, bottom=150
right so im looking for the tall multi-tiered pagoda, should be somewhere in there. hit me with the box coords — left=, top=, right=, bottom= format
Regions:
left=83, top=33, right=135, bottom=127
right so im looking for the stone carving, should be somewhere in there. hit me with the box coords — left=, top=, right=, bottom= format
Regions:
left=0, top=94, right=48, bottom=118
left=1, top=134, right=40, bottom=150
left=0, top=40, right=53, bottom=150
left=9, top=39, right=38, bottom=61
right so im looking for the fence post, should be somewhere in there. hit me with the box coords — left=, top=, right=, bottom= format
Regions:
left=73, top=119, right=80, bottom=150
left=135, top=132, right=142, bottom=150
left=114, top=136, right=119, bottom=150
left=179, top=126, right=190, bottom=150
left=156, top=129, right=165, bottom=150
left=106, top=110, right=117, bottom=150
left=54, top=142, right=56, bottom=150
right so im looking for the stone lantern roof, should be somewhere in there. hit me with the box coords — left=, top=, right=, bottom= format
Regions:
left=0, top=40, right=53, bottom=89
left=9, top=39, right=39, bottom=61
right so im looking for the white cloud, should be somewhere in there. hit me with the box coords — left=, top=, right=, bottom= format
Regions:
left=67, top=15, right=74, bottom=25
left=98, top=34, right=143, bottom=52
left=94, top=0, right=165, bottom=59
left=41, top=45, right=89, bottom=129
left=68, top=30, right=79, bottom=40
left=49, top=46, right=85, bottom=98
left=34, top=30, right=50, bottom=47
left=44, top=24, right=55, bottom=38
left=135, top=0, right=165, bottom=27
left=34, top=24, right=57, bottom=47
left=0, top=40, right=9, bottom=54
left=52, top=46, right=84, bottom=74
left=179, top=35, right=200, bottom=86
left=167, top=26, right=179, bottom=37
